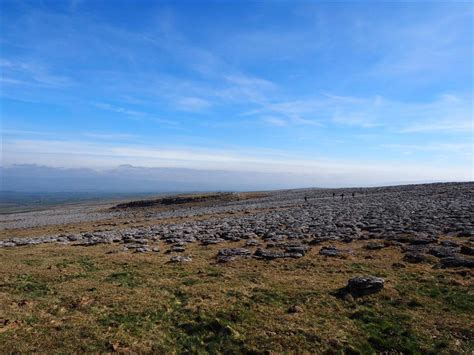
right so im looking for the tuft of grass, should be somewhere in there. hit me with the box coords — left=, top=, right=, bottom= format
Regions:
left=56, top=259, right=74, bottom=269
left=250, top=287, right=288, bottom=305
left=78, top=256, right=97, bottom=272
left=396, top=275, right=474, bottom=313
left=22, top=259, right=42, bottom=267
left=106, top=271, right=140, bottom=288
left=417, top=283, right=473, bottom=313
left=350, top=307, right=421, bottom=353
left=172, top=306, right=256, bottom=354
left=206, top=268, right=224, bottom=278
left=175, top=314, right=247, bottom=353
left=98, top=309, right=165, bottom=336
left=13, top=274, right=50, bottom=297
left=182, top=278, right=199, bottom=286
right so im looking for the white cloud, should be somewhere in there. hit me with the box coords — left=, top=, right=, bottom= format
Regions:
left=93, top=102, right=146, bottom=117
left=2, top=138, right=472, bottom=183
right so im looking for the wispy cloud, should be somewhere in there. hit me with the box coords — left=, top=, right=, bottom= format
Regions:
left=82, top=132, right=139, bottom=140
left=93, top=102, right=146, bottom=117
left=262, top=116, right=287, bottom=127
left=399, top=120, right=473, bottom=133
left=1, top=2, right=472, bottom=187
left=0, top=59, right=73, bottom=87
left=382, top=142, right=472, bottom=154
left=175, top=97, right=212, bottom=111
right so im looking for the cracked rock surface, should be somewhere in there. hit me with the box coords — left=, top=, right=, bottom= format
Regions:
left=1, top=182, right=473, bottom=268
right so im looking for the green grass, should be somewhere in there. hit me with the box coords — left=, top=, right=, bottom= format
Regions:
left=350, top=307, right=421, bottom=354
left=396, top=274, right=474, bottom=313
left=78, top=256, right=97, bottom=272
left=13, top=274, right=50, bottom=297
left=1, top=239, right=472, bottom=353
left=174, top=312, right=251, bottom=354
left=250, top=287, right=288, bottom=306
left=417, top=283, right=474, bottom=313
left=105, top=271, right=141, bottom=288
left=98, top=309, right=165, bottom=336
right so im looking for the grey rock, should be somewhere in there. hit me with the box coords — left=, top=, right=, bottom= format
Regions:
left=216, top=248, right=251, bottom=263
left=365, top=242, right=386, bottom=250
left=244, top=239, right=259, bottom=247
left=319, top=246, right=346, bottom=257
left=440, top=256, right=474, bottom=268
left=167, top=246, right=186, bottom=253
left=169, top=255, right=192, bottom=263
left=403, top=252, right=428, bottom=263
left=427, top=246, right=457, bottom=259
left=346, top=276, right=385, bottom=296
left=254, top=248, right=303, bottom=260
left=135, top=246, right=151, bottom=253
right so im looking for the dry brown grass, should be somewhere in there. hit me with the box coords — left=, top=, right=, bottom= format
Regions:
left=1, top=237, right=473, bottom=353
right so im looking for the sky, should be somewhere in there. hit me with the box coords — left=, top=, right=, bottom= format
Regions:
left=0, top=0, right=473, bottom=191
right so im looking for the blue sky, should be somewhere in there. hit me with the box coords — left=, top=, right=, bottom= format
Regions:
left=1, top=0, right=473, bottom=188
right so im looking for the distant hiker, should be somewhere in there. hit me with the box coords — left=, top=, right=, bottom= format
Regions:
left=304, top=196, right=308, bottom=202
left=332, top=192, right=336, bottom=199
left=352, top=192, right=355, bottom=198
left=341, top=193, right=344, bottom=200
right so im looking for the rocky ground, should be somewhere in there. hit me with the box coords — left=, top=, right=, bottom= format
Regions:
left=1, top=182, right=473, bottom=269
left=0, top=182, right=473, bottom=353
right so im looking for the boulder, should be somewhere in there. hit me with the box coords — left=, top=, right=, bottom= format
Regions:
left=346, top=276, right=385, bottom=296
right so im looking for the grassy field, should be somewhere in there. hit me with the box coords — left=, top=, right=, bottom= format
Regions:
left=1, top=239, right=473, bottom=353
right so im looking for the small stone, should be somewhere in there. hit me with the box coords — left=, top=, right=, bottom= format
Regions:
left=285, top=245, right=310, bottom=255
left=201, top=239, right=222, bottom=246
left=365, top=242, right=386, bottom=250
left=216, top=248, right=251, bottom=263
left=288, top=305, right=303, bottom=313
left=167, top=246, right=185, bottom=253
left=169, top=255, right=192, bottom=263
left=343, top=293, right=354, bottom=302
left=134, top=246, right=151, bottom=253
left=244, top=239, right=259, bottom=247
left=319, top=246, right=346, bottom=257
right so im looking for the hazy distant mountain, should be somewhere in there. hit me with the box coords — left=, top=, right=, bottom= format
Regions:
left=1, top=164, right=451, bottom=193
left=0, top=164, right=322, bottom=192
